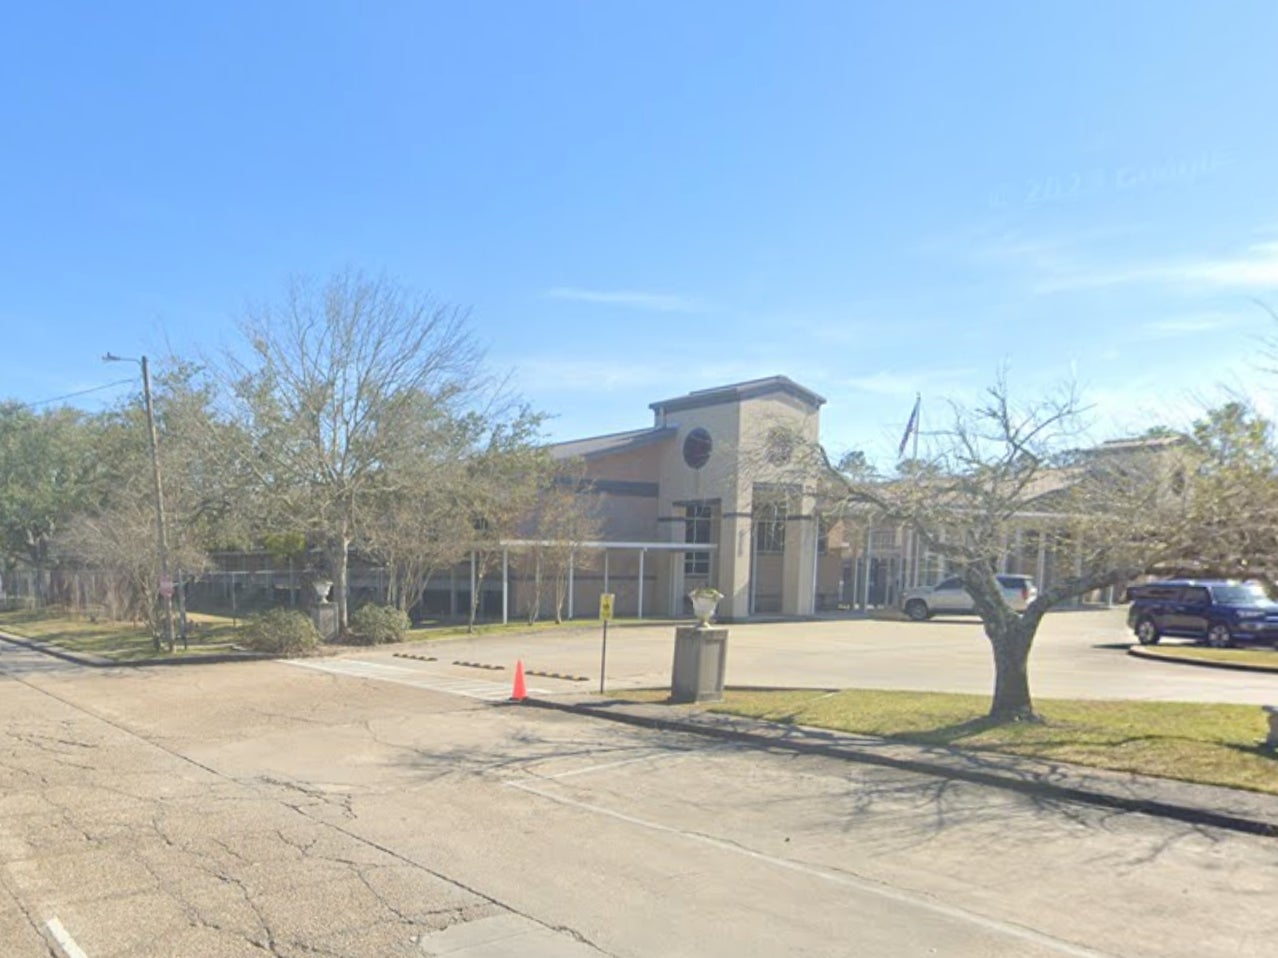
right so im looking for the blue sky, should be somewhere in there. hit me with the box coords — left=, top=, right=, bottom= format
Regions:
left=4, top=1, right=1278, bottom=468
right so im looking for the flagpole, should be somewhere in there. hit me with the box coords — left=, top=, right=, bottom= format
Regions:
left=912, top=393, right=920, bottom=461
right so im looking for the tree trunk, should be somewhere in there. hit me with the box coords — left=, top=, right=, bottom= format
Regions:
left=527, top=550, right=541, bottom=625
left=554, top=568, right=566, bottom=624
left=330, top=536, right=350, bottom=633
left=987, top=620, right=1037, bottom=722
left=468, top=552, right=482, bottom=633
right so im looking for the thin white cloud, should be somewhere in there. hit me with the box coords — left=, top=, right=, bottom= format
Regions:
left=1183, top=242, right=1278, bottom=287
left=1138, top=313, right=1247, bottom=338
left=1034, top=241, right=1278, bottom=295
left=841, top=367, right=977, bottom=397
left=511, top=357, right=767, bottom=393
left=544, top=286, right=700, bottom=312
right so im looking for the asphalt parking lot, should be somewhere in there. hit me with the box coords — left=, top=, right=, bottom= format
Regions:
left=2, top=638, right=1276, bottom=958
left=348, top=606, right=1278, bottom=705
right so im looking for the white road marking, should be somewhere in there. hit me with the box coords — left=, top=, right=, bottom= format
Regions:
left=505, top=780, right=1116, bottom=958
left=542, top=746, right=726, bottom=779
left=46, top=917, right=89, bottom=958
left=284, top=657, right=543, bottom=701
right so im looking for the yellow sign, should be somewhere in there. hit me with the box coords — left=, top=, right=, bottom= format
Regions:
left=599, top=593, right=615, bottom=621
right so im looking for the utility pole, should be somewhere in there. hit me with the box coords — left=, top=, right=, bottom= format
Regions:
left=104, top=353, right=176, bottom=652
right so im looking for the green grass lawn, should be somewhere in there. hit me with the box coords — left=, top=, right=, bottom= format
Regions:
left=0, top=609, right=244, bottom=661
left=1133, top=644, right=1278, bottom=671
left=624, top=687, right=1278, bottom=795
left=0, top=607, right=643, bottom=657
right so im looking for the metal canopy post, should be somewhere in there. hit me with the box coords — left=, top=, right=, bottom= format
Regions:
left=863, top=522, right=873, bottom=611
left=638, top=549, right=646, bottom=620
left=568, top=549, right=575, bottom=620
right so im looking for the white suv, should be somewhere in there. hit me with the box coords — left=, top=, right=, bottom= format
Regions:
left=901, top=574, right=1037, bottom=621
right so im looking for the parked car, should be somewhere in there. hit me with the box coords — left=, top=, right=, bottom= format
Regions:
left=901, top=574, right=1037, bottom=621
left=1125, top=579, right=1278, bottom=648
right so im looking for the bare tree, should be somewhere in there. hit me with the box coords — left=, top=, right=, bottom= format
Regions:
left=57, top=366, right=223, bottom=641
left=525, top=458, right=605, bottom=624
left=221, top=270, right=484, bottom=631
left=362, top=451, right=473, bottom=616
left=817, top=373, right=1206, bottom=722
left=457, top=409, right=548, bottom=631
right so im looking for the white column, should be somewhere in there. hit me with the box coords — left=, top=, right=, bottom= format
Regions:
left=811, top=515, right=820, bottom=612
left=863, top=522, right=873, bottom=611
left=638, top=549, right=646, bottom=619
left=603, top=550, right=609, bottom=593
left=567, top=549, right=575, bottom=620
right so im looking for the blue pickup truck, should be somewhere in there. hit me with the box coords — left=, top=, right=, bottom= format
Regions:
left=1126, top=579, right=1278, bottom=648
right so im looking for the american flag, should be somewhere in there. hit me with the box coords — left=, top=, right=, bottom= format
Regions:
left=898, top=395, right=920, bottom=458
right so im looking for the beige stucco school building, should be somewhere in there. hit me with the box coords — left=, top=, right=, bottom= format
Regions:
left=521, top=376, right=843, bottom=622
left=191, top=375, right=1135, bottom=622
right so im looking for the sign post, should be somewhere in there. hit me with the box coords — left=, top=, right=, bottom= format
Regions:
left=598, top=593, right=615, bottom=694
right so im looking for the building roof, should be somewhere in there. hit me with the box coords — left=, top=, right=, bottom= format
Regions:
left=547, top=425, right=678, bottom=461
left=1088, top=435, right=1189, bottom=455
left=650, top=375, right=826, bottom=416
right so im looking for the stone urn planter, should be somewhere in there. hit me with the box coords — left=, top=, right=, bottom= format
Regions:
left=312, top=579, right=333, bottom=604
left=689, top=588, right=723, bottom=628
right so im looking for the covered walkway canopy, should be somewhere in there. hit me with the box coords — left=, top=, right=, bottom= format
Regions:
left=488, top=540, right=720, bottom=623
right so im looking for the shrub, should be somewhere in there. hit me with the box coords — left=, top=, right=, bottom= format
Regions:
left=241, top=608, right=321, bottom=656
left=348, top=604, right=411, bottom=645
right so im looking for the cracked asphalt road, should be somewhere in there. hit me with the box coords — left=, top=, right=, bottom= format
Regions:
left=2, top=639, right=1276, bottom=957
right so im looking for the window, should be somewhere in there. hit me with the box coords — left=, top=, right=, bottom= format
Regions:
left=755, top=503, right=786, bottom=554
left=817, top=516, right=829, bottom=555
left=685, top=504, right=712, bottom=575
left=1210, top=583, right=1269, bottom=605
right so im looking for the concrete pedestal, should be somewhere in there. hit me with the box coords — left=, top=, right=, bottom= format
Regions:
left=312, top=604, right=339, bottom=641
left=671, top=626, right=728, bottom=703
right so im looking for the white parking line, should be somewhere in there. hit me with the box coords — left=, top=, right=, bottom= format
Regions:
left=504, top=781, right=1116, bottom=958
left=542, top=747, right=723, bottom=779
left=284, top=658, right=540, bottom=701
left=46, top=917, right=89, bottom=958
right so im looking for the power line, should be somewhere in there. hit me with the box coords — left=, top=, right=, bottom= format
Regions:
left=20, top=378, right=137, bottom=409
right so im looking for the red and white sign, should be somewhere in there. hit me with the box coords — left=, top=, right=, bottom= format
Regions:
left=158, top=577, right=174, bottom=598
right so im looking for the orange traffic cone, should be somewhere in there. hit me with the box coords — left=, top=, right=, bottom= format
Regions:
left=510, top=660, right=527, bottom=702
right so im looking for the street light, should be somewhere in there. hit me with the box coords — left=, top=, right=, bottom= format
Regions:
left=103, top=352, right=176, bottom=653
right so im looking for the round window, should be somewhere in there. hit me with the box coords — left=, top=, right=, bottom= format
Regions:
left=766, top=428, right=794, bottom=466
left=682, top=428, right=712, bottom=469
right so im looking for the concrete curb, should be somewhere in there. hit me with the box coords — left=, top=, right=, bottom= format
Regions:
left=519, top=694, right=1278, bottom=839
left=1127, top=645, right=1278, bottom=674
left=0, top=632, right=113, bottom=666
left=0, top=631, right=274, bottom=667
